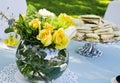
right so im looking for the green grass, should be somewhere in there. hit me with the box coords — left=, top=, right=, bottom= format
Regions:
left=26, top=0, right=110, bottom=17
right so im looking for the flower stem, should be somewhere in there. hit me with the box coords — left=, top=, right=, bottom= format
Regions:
left=37, top=72, right=49, bottom=83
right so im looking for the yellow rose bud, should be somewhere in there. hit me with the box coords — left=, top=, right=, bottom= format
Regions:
left=22, top=14, right=26, bottom=20
left=58, top=13, right=74, bottom=25
left=16, top=14, right=26, bottom=22
left=53, top=28, right=70, bottom=49
left=37, top=29, right=52, bottom=46
left=13, top=27, right=18, bottom=32
left=43, top=23, right=54, bottom=32
left=29, top=19, right=41, bottom=29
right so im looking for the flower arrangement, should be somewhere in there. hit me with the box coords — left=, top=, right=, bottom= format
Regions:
left=4, top=4, right=75, bottom=49
left=5, top=5, right=77, bottom=81
left=3, top=5, right=77, bottom=81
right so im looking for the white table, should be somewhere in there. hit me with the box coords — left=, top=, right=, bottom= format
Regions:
left=0, top=40, right=120, bottom=83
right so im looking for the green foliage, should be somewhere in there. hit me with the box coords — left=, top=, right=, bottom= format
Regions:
left=26, top=4, right=38, bottom=21
left=27, top=4, right=37, bottom=16
left=50, top=17, right=72, bottom=29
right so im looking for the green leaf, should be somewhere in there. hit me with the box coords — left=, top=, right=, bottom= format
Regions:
left=19, top=15, right=24, bottom=23
left=4, top=27, right=14, bottom=33
left=26, top=29, right=32, bottom=34
left=27, top=4, right=37, bottom=16
left=24, top=22, right=29, bottom=28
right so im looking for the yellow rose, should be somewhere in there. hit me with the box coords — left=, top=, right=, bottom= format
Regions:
left=58, top=13, right=74, bottom=25
left=29, top=19, right=41, bottom=29
left=43, top=23, right=54, bottom=32
left=3, top=34, right=19, bottom=47
left=53, top=28, right=70, bottom=49
left=37, top=29, right=52, bottom=46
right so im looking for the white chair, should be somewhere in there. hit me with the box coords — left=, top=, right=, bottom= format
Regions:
left=103, top=1, right=120, bottom=27
left=0, top=0, right=27, bottom=39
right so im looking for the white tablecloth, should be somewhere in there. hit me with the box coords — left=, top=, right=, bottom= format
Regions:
left=0, top=40, right=120, bottom=83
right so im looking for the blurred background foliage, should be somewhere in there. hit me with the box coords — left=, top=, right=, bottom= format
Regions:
left=26, top=0, right=111, bottom=17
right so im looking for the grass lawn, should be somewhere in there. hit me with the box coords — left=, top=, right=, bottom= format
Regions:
left=26, top=0, right=110, bottom=17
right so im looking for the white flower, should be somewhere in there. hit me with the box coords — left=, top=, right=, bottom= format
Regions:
left=38, top=8, right=55, bottom=18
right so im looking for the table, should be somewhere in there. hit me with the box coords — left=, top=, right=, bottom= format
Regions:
left=0, top=40, right=120, bottom=83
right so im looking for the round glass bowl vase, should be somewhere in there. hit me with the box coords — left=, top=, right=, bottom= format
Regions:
left=16, top=40, right=69, bottom=82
